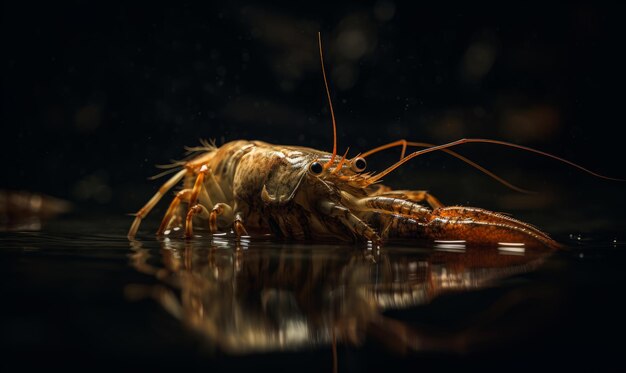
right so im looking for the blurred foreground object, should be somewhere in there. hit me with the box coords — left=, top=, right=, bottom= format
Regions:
left=0, top=190, right=72, bottom=231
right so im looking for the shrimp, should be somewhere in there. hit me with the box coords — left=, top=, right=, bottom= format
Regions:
left=128, top=33, right=617, bottom=249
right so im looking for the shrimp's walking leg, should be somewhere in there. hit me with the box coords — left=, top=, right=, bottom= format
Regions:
left=157, top=189, right=192, bottom=235
left=234, top=212, right=248, bottom=236
left=207, top=203, right=248, bottom=236
left=159, top=173, right=216, bottom=236
left=183, top=165, right=210, bottom=238
left=128, top=169, right=188, bottom=239
left=185, top=204, right=210, bottom=237
left=208, top=203, right=234, bottom=233
left=318, top=200, right=381, bottom=244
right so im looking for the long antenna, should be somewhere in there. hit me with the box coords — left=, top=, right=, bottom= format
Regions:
left=360, top=140, right=532, bottom=193
left=366, top=138, right=624, bottom=184
left=318, top=32, right=338, bottom=170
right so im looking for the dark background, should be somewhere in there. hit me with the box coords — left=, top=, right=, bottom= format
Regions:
left=3, top=1, right=625, bottom=231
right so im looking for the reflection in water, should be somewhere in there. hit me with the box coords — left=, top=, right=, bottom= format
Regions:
left=127, top=237, right=550, bottom=354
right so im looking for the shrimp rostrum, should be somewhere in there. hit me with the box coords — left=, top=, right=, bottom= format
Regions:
left=128, top=34, right=615, bottom=249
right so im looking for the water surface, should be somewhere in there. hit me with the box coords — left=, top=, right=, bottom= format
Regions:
left=1, top=215, right=624, bottom=372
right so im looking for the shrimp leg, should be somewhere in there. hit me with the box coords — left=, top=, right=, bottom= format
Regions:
left=233, top=212, right=249, bottom=236
left=128, top=169, right=188, bottom=239
left=157, top=189, right=192, bottom=234
left=209, top=203, right=233, bottom=233
left=183, top=165, right=211, bottom=238
left=318, top=200, right=381, bottom=243
left=206, top=203, right=249, bottom=236
left=185, top=204, right=211, bottom=237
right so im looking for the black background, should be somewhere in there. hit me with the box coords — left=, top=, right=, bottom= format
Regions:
left=4, top=1, right=625, bottom=225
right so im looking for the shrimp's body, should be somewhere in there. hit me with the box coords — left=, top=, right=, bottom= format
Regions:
left=128, top=139, right=560, bottom=249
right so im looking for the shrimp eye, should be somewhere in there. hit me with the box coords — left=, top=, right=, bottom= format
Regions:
left=309, top=161, right=324, bottom=175
left=351, top=157, right=367, bottom=172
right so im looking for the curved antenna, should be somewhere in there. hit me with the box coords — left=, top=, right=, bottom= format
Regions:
left=366, top=138, right=624, bottom=185
left=360, top=139, right=532, bottom=193
left=318, top=32, right=338, bottom=171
